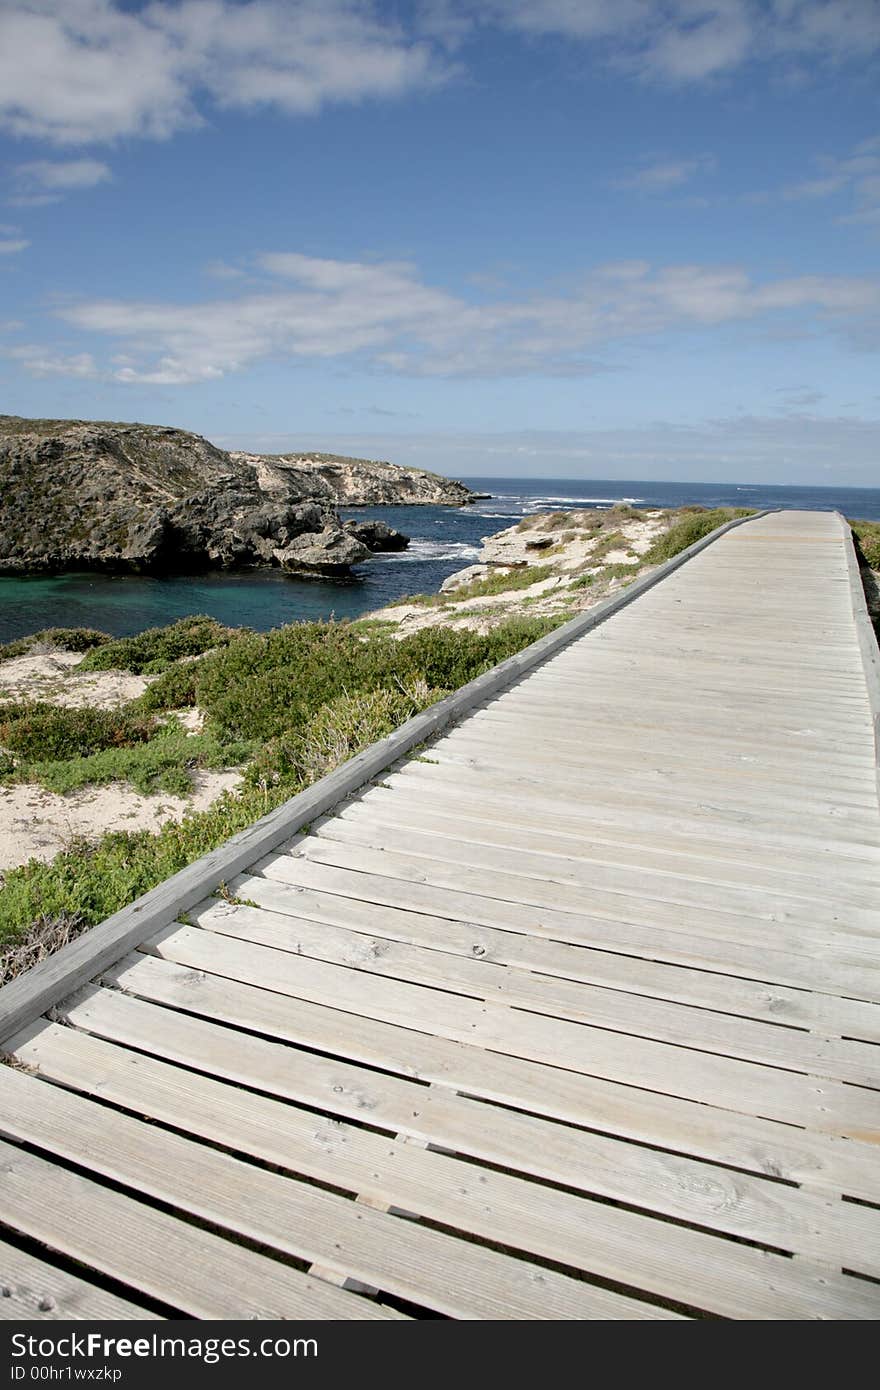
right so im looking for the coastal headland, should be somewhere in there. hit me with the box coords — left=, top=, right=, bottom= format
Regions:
left=0, top=414, right=477, bottom=579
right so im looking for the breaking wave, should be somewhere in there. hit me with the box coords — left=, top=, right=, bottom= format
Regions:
left=377, top=539, right=482, bottom=563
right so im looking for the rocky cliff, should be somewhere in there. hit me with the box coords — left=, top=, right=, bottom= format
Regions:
left=0, top=416, right=474, bottom=577
left=232, top=449, right=479, bottom=507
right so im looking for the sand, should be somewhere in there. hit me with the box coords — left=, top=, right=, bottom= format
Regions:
left=0, top=768, right=242, bottom=873
left=0, top=653, right=151, bottom=709
left=0, top=652, right=235, bottom=874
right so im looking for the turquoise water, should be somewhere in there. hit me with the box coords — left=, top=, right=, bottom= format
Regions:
left=2, top=477, right=879, bottom=644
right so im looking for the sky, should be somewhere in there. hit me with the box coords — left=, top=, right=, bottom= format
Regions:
left=1, top=1, right=879, bottom=485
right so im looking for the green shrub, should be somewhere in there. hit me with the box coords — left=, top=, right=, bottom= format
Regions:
left=538, top=511, right=574, bottom=532
left=643, top=508, right=753, bottom=565
left=0, top=701, right=156, bottom=762
left=136, top=661, right=200, bottom=711
left=850, top=519, right=880, bottom=570
left=244, top=682, right=444, bottom=791
left=589, top=530, right=627, bottom=561
left=395, top=617, right=563, bottom=690
left=196, top=618, right=563, bottom=743
left=196, top=622, right=396, bottom=740
left=407, top=565, right=555, bottom=608
left=0, top=611, right=563, bottom=957
left=0, top=628, right=110, bottom=664
left=0, top=789, right=282, bottom=947
left=18, top=726, right=252, bottom=797
left=80, top=615, right=238, bottom=673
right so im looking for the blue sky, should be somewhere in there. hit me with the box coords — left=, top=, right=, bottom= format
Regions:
left=1, top=1, right=879, bottom=484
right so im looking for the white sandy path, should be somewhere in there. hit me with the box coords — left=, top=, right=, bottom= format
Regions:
left=0, top=769, right=243, bottom=874
left=0, top=653, right=151, bottom=709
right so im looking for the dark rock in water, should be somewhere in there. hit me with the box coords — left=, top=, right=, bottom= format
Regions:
left=0, top=415, right=475, bottom=579
left=343, top=519, right=410, bottom=552
left=275, top=527, right=371, bottom=576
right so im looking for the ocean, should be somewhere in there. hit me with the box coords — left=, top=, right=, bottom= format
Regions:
left=2, top=476, right=879, bottom=645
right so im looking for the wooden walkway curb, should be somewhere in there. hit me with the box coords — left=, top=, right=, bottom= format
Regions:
left=1, top=508, right=878, bottom=1320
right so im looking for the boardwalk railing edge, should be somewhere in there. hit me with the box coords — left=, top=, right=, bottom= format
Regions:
left=837, top=510, right=880, bottom=791
left=0, top=506, right=774, bottom=1043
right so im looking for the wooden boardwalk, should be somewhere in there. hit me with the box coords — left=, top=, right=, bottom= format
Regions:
left=1, top=508, right=879, bottom=1320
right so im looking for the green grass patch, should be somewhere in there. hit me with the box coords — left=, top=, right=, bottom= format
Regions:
left=348, top=618, right=398, bottom=635
left=0, top=701, right=156, bottom=761
left=642, top=508, right=753, bottom=565
left=15, top=725, right=253, bottom=798
left=603, top=561, right=643, bottom=580
left=405, top=565, right=555, bottom=608
left=588, top=530, right=627, bottom=561
left=0, top=628, right=111, bottom=664
left=849, top=518, right=880, bottom=570
left=80, top=615, right=240, bottom=674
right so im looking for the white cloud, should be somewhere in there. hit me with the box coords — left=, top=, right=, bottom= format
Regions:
left=37, top=251, right=880, bottom=385
left=480, top=0, right=880, bottom=81
left=0, top=1, right=445, bottom=146
left=0, top=238, right=29, bottom=255
left=777, top=134, right=880, bottom=227
left=5, top=344, right=99, bottom=376
left=615, top=155, right=716, bottom=192
left=1, top=2, right=876, bottom=153
left=14, top=158, right=112, bottom=191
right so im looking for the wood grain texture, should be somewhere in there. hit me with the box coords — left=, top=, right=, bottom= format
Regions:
left=1, top=507, right=877, bottom=1319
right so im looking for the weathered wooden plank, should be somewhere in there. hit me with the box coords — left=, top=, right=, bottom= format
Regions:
left=335, top=788, right=880, bottom=909
left=447, top=717, right=877, bottom=789
left=0, top=1066, right=679, bottom=1321
left=227, top=869, right=880, bottom=1042
left=313, top=812, right=880, bottom=934
left=14, top=1021, right=880, bottom=1306
left=353, top=778, right=880, bottom=888
left=390, top=761, right=880, bottom=863
left=56, top=985, right=879, bottom=1258
left=259, top=851, right=880, bottom=999
left=101, top=955, right=880, bottom=1205
left=0, top=1137, right=400, bottom=1320
left=273, top=837, right=880, bottom=951
left=143, top=924, right=880, bottom=1136
left=0, top=1238, right=159, bottom=1321
left=188, top=896, right=880, bottom=1085
left=422, top=744, right=880, bottom=824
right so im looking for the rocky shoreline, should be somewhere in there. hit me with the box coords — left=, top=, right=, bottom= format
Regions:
left=363, top=503, right=675, bottom=635
left=0, top=415, right=478, bottom=579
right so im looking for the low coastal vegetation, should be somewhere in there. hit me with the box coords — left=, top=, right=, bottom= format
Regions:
left=641, top=507, right=753, bottom=565
left=0, top=627, right=110, bottom=663
left=79, top=615, right=238, bottom=673
left=851, top=519, right=880, bottom=571
left=2, top=503, right=876, bottom=981
left=0, top=613, right=558, bottom=973
left=402, top=564, right=556, bottom=608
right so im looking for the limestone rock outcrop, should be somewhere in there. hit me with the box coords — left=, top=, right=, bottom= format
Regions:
left=0, top=416, right=473, bottom=578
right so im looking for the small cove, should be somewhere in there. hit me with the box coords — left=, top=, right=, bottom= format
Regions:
left=3, top=477, right=879, bottom=644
